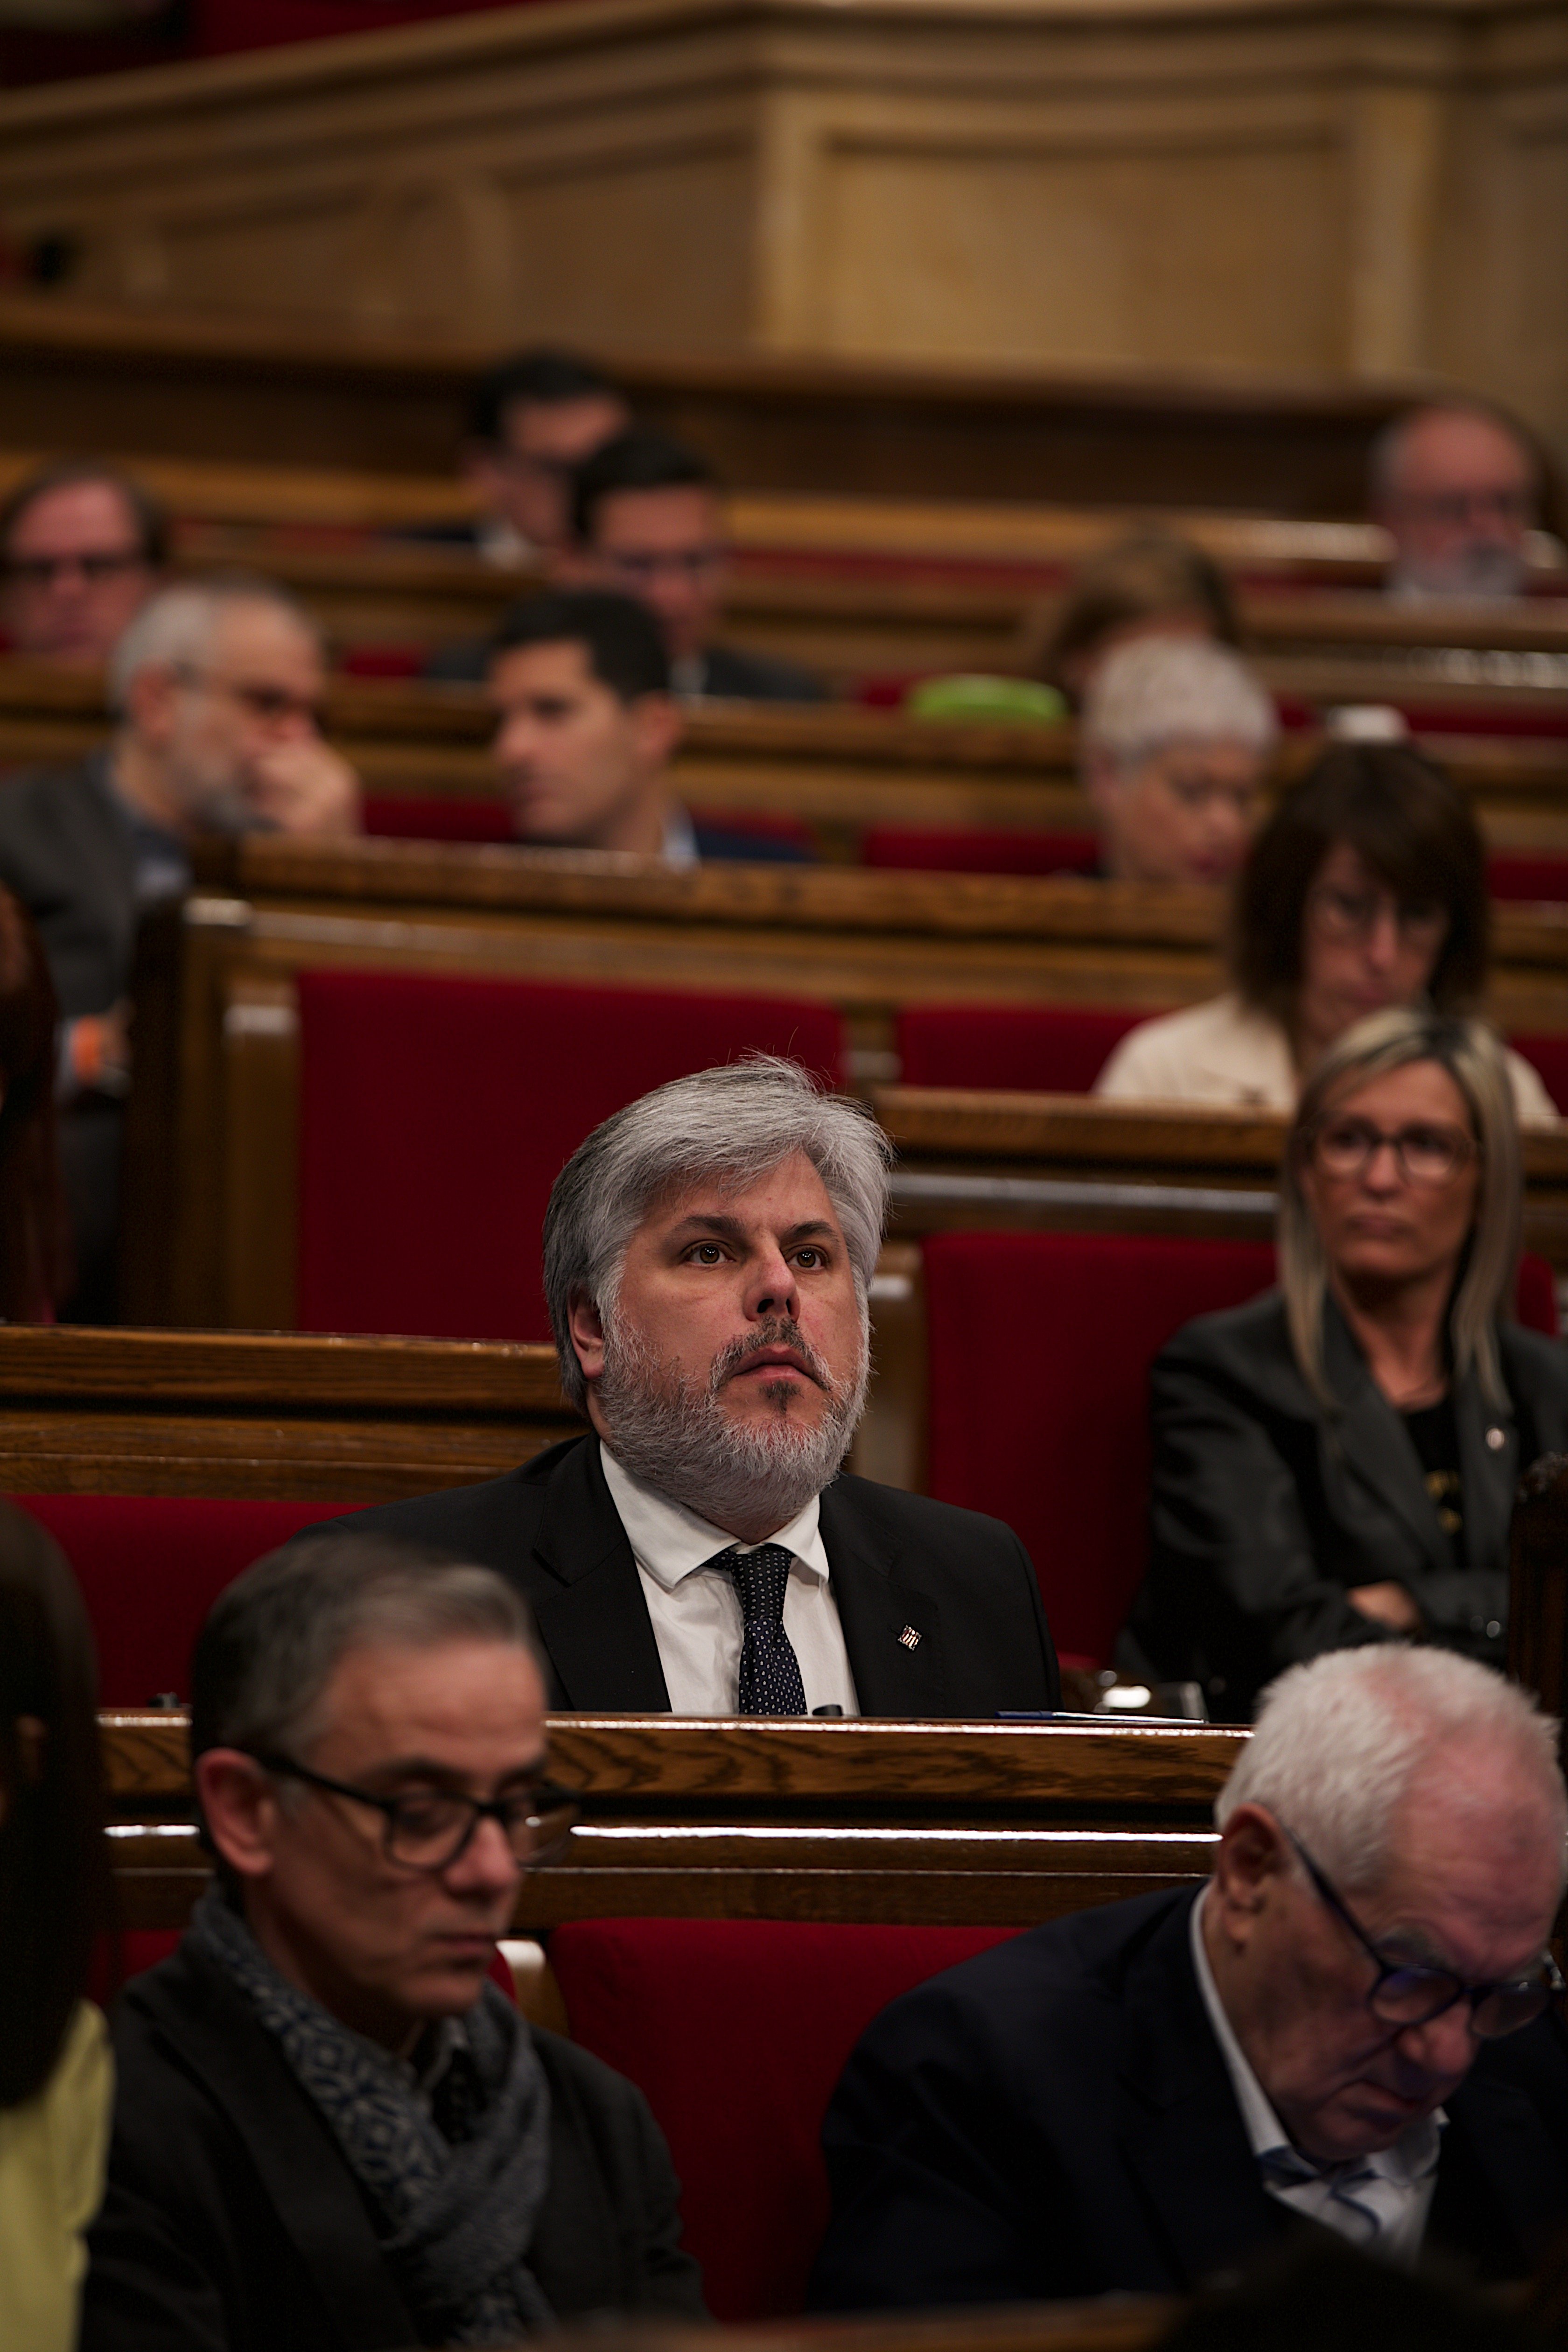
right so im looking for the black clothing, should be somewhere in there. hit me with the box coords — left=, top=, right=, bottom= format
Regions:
left=690, top=818, right=812, bottom=865
left=1401, top=1396, right=1465, bottom=1563
left=0, top=751, right=187, bottom=1320
left=338, top=1431, right=1059, bottom=1716
left=83, top=1939, right=705, bottom=2352
left=809, top=1885, right=1568, bottom=2312
left=424, top=635, right=826, bottom=702
left=1123, top=1291, right=1568, bottom=1720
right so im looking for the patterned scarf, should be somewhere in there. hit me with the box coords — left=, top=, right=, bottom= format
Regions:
left=190, top=1887, right=555, bottom=2345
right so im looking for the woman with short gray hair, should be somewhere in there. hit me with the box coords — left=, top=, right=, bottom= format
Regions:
left=1122, top=1006, right=1568, bottom=1721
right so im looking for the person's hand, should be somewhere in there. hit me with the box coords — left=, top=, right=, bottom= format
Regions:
left=244, top=740, right=362, bottom=840
left=1347, top=1581, right=1422, bottom=1631
left=67, top=1000, right=133, bottom=1098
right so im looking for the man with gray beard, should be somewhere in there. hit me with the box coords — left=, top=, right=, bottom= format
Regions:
left=344, top=1058, right=1059, bottom=1716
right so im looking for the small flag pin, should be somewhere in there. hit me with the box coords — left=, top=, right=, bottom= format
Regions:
left=898, top=1624, right=921, bottom=1650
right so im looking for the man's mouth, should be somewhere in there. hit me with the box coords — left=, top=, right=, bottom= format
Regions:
left=732, top=1347, right=814, bottom=1380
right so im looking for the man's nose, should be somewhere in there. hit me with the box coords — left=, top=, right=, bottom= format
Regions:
left=445, top=1813, right=519, bottom=1895
left=1393, top=2002, right=1478, bottom=2088
left=745, top=1244, right=799, bottom=1320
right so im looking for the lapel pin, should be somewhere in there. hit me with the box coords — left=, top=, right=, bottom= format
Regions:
left=898, top=1625, right=921, bottom=1650
left=1486, top=1427, right=1506, bottom=1451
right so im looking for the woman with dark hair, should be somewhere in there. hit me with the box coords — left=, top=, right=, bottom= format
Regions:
left=1122, top=1009, right=1568, bottom=1722
left=0, top=884, right=73, bottom=1321
left=0, top=1501, right=113, bottom=2347
left=1034, top=529, right=1242, bottom=707
left=1096, top=742, right=1556, bottom=1124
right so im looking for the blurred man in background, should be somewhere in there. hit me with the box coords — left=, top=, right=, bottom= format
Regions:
left=459, top=350, right=629, bottom=568
left=0, top=462, right=165, bottom=669
left=563, top=431, right=826, bottom=703
left=1372, top=405, right=1542, bottom=602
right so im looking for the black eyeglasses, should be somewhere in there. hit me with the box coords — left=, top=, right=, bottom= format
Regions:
left=6, top=550, right=148, bottom=587
left=1286, top=1827, right=1563, bottom=2040
left=251, top=1751, right=581, bottom=1873
left=1309, top=1116, right=1480, bottom=1187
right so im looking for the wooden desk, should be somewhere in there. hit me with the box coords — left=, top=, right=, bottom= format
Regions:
left=0, top=1323, right=577, bottom=1501
left=120, top=842, right=1568, bottom=1330
left=102, top=1711, right=1243, bottom=1935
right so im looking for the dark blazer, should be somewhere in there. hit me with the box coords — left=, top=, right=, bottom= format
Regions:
left=0, top=751, right=142, bottom=1017
left=810, top=1885, right=1568, bottom=2311
left=340, top=1432, right=1059, bottom=1715
left=83, top=1939, right=705, bottom=2352
left=1123, top=1290, right=1568, bottom=1722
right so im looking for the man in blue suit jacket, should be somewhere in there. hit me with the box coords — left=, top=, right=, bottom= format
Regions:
left=812, top=1644, right=1568, bottom=2307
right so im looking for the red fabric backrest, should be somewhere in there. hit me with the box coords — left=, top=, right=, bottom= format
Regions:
left=897, top=1002, right=1145, bottom=1092
left=549, top=1917, right=1022, bottom=2320
left=1508, top=1034, right=1568, bottom=1116
left=923, top=1232, right=1278, bottom=1667
left=295, top=972, right=846, bottom=1341
left=363, top=796, right=513, bottom=842
left=12, top=1495, right=355, bottom=1706
left=1489, top=856, right=1568, bottom=904
left=1519, top=1250, right=1560, bottom=1336
left=864, top=826, right=1099, bottom=876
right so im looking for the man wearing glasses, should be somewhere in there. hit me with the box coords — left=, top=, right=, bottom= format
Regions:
left=812, top=1643, right=1568, bottom=2309
left=1370, top=404, right=1544, bottom=603
left=84, top=1534, right=703, bottom=2351
left=0, top=574, right=361, bottom=1315
left=0, top=462, right=165, bottom=670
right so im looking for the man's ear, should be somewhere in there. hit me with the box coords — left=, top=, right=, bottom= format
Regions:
left=125, top=661, right=180, bottom=752
left=195, top=1749, right=284, bottom=1884
left=568, top=1288, right=607, bottom=1386
left=1210, top=1801, right=1292, bottom=1939
left=632, top=691, right=683, bottom=772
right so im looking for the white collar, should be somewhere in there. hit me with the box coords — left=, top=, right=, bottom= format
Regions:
left=600, top=1443, right=826, bottom=1593
left=1189, top=1885, right=1445, bottom=2184
left=662, top=806, right=700, bottom=869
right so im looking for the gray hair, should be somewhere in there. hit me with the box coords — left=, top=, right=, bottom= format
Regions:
left=543, top=1055, right=893, bottom=1410
left=190, top=1533, right=543, bottom=1770
left=107, top=574, right=321, bottom=714
left=1080, top=635, right=1277, bottom=770
left=1217, top=1644, right=1567, bottom=1895
left=1279, top=1007, right=1521, bottom=1413
left=1369, top=401, right=1540, bottom=510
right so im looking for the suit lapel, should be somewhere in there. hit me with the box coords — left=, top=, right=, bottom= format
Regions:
left=1453, top=1358, right=1518, bottom=1575
left=819, top=1482, right=952, bottom=1714
left=529, top=1436, right=672, bottom=1711
left=1321, top=1303, right=1453, bottom=1576
left=1114, top=1894, right=1288, bottom=2287
left=141, top=1959, right=417, bottom=2349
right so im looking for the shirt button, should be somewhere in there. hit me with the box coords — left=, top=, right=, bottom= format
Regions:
left=1486, top=1427, right=1506, bottom=1451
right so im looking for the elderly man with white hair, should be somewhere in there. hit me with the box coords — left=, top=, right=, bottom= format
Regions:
left=0, top=574, right=360, bottom=1314
left=1371, top=404, right=1543, bottom=603
left=1079, top=635, right=1278, bottom=889
left=343, top=1057, right=1059, bottom=1716
left=812, top=1645, right=1568, bottom=2307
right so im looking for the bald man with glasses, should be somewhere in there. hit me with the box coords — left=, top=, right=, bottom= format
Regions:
left=83, top=1535, right=705, bottom=2352
left=812, top=1645, right=1568, bottom=2310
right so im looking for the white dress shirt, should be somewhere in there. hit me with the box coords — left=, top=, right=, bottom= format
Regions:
left=1189, top=1886, right=1444, bottom=2264
left=600, top=1447, right=860, bottom=1717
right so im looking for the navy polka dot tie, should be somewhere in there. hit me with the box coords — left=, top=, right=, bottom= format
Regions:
left=716, top=1543, right=808, bottom=1715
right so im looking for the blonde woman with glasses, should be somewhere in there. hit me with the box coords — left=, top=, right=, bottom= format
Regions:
left=1121, top=1007, right=1568, bottom=1721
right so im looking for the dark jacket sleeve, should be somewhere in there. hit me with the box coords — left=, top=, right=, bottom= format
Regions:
left=1137, top=1333, right=1388, bottom=1705
left=532, top=2033, right=707, bottom=2321
left=82, top=2165, right=237, bottom=2352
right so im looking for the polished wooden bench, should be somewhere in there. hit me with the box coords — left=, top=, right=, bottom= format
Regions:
left=101, top=1710, right=1243, bottom=1935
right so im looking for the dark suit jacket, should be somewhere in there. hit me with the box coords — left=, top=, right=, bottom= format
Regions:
left=1123, top=1291, right=1568, bottom=1721
left=83, top=1939, right=705, bottom=2352
left=809, top=1885, right=1568, bottom=2311
left=0, top=750, right=142, bottom=1017
left=339, top=1432, right=1059, bottom=1715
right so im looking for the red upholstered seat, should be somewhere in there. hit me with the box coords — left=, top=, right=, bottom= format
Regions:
left=864, top=826, right=1099, bottom=877
left=363, top=796, right=513, bottom=841
left=13, top=1495, right=355, bottom=1706
left=1509, top=1034, right=1568, bottom=1116
left=549, top=1917, right=1022, bottom=2321
left=897, top=1002, right=1145, bottom=1092
left=295, top=973, right=846, bottom=1342
left=1489, top=855, right=1568, bottom=904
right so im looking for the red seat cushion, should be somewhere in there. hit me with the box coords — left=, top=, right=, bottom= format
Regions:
left=363, top=796, right=513, bottom=842
left=1490, top=855, right=1568, bottom=904
left=1509, top=1034, right=1568, bottom=1116
left=923, top=1233, right=1278, bottom=1668
left=296, top=973, right=846, bottom=1342
left=549, top=1918, right=1021, bottom=2320
left=898, top=1003, right=1146, bottom=1092
left=12, top=1495, right=354, bottom=1707
left=1518, top=1250, right=1560, bottom=1336
left=865, top=826, right=1099, bottom=877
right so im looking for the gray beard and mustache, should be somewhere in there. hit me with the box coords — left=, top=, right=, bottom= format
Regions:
left=1392, top=540, right=1530, bottom=601
left=596, top=1312, right=870, bottom=1534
